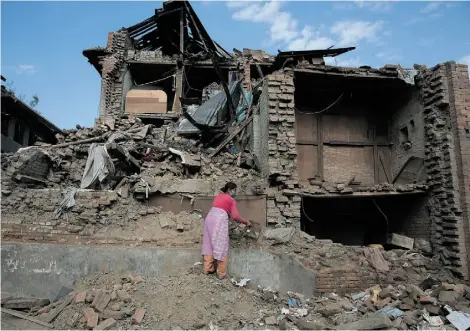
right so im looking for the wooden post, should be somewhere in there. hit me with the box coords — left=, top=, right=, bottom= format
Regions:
left=317, top=114, right=324, bottom=180
left=172, top=8, right=185, bottom=113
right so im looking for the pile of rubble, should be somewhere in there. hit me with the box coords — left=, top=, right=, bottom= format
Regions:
left=1, top=114, right=264, bottom=196
left=3, top=264, right=470, bottom=330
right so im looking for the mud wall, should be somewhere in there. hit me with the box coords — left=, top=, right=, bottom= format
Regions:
left=1, top=243, right=316, bottom=299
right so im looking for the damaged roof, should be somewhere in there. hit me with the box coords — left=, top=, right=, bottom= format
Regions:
left=1, top=88, right=63, bottom=142
left=83, top=0, right=232, bottom=75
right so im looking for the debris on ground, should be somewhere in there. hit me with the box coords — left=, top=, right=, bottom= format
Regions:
left=3, top=262, right=470, bottom=330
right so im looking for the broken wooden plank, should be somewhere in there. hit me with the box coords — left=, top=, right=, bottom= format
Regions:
left=209, top=114, right=254, bottom=158
left=1, top=308, right=54, bottom=329
left=387, top=233, right=414, bottom=250
left=344, top=176, right=356, bottom=186
left=255, top=63, right=264, bottom=78
left=379, top=153, right=391, bottom=183
left=138, top=142, right=169, bottom=152
left=47, top=136, right=103, bottom=149
left=105, top=143, right=141, bottom=173
left=42, top=293, right=75, bottom=323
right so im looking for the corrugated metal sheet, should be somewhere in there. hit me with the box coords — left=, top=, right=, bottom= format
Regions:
left=177, top=80, right=242, bottom=135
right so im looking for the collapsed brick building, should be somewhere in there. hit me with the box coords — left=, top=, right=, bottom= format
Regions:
left=2, top=0, right=470, bottom=295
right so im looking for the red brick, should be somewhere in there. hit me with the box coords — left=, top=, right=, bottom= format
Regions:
left=75, top=291, right=87, bottom=304
left=132, top=308, right=146, bottom=325
left=83, top=308, right=98, bottom=329
left=95, top=318, right=117, bottom=330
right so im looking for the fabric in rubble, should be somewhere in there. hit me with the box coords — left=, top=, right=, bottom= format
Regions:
left=80, top=143, right=115, bottom=189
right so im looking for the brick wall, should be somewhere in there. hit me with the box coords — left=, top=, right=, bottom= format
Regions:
left=1, top=188, right=152, bottom=244
left=445, top=62, right=470, bottom=278
left=99, top=31, right=128, bottom=118
left=315, top=267, right=378, bottom=294
left=416, top=62, right=469, bottom=279
left=264, top=69, right=301, bottom=227
left=399, top=196, right=432, bottom=241
left=252, top=80, right=270, bottom=176
left=389, top=89, right=426, bottom=178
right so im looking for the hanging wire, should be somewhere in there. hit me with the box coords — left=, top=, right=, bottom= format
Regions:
left=373, top=199, right=389, bottom=237
left=296, top=92, right=344, bottom=114
left=301, top=198, right=315, bottom=224
left=136, top=68, right=176, bottom=86
left=183, top=66, right=203, bottom=92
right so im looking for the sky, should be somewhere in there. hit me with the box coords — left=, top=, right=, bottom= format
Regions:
left=1, top=0, right=470, bottom=129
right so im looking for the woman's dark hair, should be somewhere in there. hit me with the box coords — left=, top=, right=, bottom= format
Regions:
left=221, top=182, right=237, bottom=193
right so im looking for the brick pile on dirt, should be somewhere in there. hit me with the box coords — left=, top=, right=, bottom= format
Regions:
left=3, top=262, right=470, bottom=330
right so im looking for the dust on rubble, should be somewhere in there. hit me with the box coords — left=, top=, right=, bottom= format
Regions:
left=50, top=265, right=280, bottom=330
left=94, top=210, right=205, bottom=246
left=6, top=261, right=470, bottom=330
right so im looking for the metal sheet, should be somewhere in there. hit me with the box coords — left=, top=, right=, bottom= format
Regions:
left=177, top=80, right=242, bottom=135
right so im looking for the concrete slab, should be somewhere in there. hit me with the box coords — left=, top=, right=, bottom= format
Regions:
left=1, top=243, right=315, bottom=300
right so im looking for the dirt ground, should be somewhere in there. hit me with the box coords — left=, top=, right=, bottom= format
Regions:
left=53, top=265, right=280, bottom=330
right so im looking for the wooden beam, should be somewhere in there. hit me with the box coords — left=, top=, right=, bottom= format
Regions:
left=255, top=63, right=264, bottom=78
left=296, top=140, right=318, bottom=146
left=317, top=114, right=324, bottom=180
left=1, top=308, right=53, bottom=329
left=209, top=114, right=254, bottom=158
left=301, top=190, right=427, bottom=199
left=372, top=121, right=379, bottom=185
left=325, top=140, right=391, bottom=147
left=379, top=151, right=391, bottom=183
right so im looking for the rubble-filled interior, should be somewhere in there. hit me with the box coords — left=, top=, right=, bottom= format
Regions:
left=2, top=0, right=470, bottom=329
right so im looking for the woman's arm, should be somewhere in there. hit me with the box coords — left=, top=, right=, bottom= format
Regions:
left=230, top=200, right=248, bottom=224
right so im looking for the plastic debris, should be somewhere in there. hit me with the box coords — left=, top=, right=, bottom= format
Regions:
left=423, top=310, right=444, bottom=327
left=446, top=310, right=470, bottom=330
left=231, top=277, right=250, bottom=287
left=351, top=292, right=366, bottom=301
left=287, top=298, right=298, bottom=307
left=209, top=321, right=218, bottom=331
left=378, top=306, right=404, bottom=319
left=291, top=308, right=308, bottom=317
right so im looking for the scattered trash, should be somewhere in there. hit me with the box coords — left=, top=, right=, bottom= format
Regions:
left=351, top=292, right=366, bottom=301
left=287, top=298, right=298, bottom=307
left=231, top=278, right=250, bottom=287
left=423, top=310, right=444, bottom=327
left=446, top=310, right=470, bottom=330
left=291, top=308, right=308, bottom=317
left=378, top=306, right=404, bottom=319
left=209, top=321, right=218, bottom=331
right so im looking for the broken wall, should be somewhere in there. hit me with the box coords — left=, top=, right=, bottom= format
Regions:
left=99, top=31, right=129, bottom=118
left=263, top=70, right=302, bottom=227
left=416, top=62, right=470, bottom=279
left=389, top=89, right=426, bottom=180
left=252, top=80, right=270, bottom=176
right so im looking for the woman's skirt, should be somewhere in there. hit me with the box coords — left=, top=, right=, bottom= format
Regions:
left=201, top=207, right=229, bottom=260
